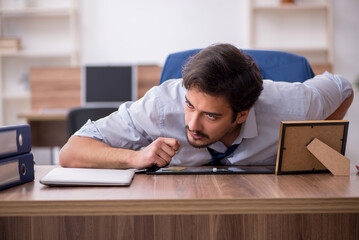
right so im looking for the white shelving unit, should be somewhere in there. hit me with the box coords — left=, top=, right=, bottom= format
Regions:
left=249, top=0, right=333, bottom=73
left=0, top=0, right=79, bottom=125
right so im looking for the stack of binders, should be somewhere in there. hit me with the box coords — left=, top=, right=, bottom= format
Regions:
left=0, top=124, right=34, bottom=191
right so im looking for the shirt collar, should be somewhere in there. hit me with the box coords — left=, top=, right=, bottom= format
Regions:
left=236, top=106, right=258, bottom=141
left=209, top=106, right=258, bottom=152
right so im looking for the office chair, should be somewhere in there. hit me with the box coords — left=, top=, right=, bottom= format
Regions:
left=160, top=49, right=315, bottom=84
left=66, top=107, right=118, bottom=138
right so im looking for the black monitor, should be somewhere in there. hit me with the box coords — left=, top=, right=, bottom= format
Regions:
left=83, top=65, right=137, bottom=107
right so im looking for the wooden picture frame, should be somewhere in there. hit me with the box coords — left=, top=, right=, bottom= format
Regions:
left=275, top=120, right=349, bottom=175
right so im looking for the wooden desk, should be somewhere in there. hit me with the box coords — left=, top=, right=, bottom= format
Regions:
left=1, top=165, right=359, bottom=240
left=18, top=110, right=68, bottom=147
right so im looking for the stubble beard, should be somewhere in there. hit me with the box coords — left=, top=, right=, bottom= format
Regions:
left=185, top=126, right=212, bottom=149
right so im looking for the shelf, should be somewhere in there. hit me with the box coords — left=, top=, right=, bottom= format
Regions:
left=253, top=3, right=328, bottom=11
left=0, top=7, right=74, bottom=17
left=0, top=49, right=75, bottom=58
left=251, top=46, right=330, bottom=53
left=0, top=0, right=79, bottom=125
left=249, top=0, right=332, bottom=66
left=2, top=92, right=30, bottom=100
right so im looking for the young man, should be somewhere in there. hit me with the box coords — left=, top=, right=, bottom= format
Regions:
left=59, top=43, right=353, bottom=169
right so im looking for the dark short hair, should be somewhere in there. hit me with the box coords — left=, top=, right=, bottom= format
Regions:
left=182, top=43, right=263, bottom=116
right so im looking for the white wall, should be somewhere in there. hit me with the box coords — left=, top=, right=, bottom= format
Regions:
left=333, top=0, right=359, bottom=82
left=78, top=0, right=359, bottom=160
left=79, top=0, right=359, bottom=78
left=332, top=0, right=359, bottom=163
left=79, top=0, right=249, bottom=65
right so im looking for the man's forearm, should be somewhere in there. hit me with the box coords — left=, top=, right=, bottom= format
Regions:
left=59, top=136, right=134, bottom=169
left=326, top=90, right=354, bottom=120
left=59, top=135, right=180, bottom=170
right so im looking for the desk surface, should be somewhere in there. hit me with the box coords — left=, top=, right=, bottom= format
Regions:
left=1, top=165, right=359, bottom=217
left=18, top=110, right=69, bottom=147
left=18, top=109, right=68, bottom=121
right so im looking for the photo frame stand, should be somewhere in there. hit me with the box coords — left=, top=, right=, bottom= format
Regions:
left=306, top=138, right=350, bottom=176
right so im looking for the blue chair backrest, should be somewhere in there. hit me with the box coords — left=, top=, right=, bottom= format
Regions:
left=159, top=49, right=314, bottom=84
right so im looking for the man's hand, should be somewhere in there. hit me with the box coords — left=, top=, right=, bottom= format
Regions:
left=130, top=137, right=180, bottom=169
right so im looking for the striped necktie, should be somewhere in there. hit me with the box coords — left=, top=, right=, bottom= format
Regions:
left=207, top=144, right=239, bottom=166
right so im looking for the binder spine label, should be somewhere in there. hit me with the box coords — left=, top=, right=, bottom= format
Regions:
left=0, top=160, right=20, bottom=186
left=0, top=130, right=17, bottom=155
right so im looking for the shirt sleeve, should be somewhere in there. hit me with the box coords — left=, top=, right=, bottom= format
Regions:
left=303, top=72, right=353, bottom=120
left=74, top=119, right=106, bottom=141
left=74, top=87, right=163, bottom=150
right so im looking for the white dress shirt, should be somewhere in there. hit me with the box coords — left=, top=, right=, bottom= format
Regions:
left=75, top=72, right=352, bottom=166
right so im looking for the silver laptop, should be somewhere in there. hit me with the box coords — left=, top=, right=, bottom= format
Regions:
left=40, top=167, right=135, bottom=186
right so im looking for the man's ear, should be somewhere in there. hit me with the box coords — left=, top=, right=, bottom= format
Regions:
left=235, top=109, right=250, bottom=124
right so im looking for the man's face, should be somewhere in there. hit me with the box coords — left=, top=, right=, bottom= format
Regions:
left=184, top=86, right=245, bottom=148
